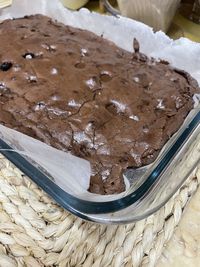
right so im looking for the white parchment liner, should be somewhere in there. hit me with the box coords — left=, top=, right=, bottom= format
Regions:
left=0, top=0, right=200, bottom=202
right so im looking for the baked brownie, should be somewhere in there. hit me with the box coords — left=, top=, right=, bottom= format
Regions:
left=0, top=15, right=199, bottom=194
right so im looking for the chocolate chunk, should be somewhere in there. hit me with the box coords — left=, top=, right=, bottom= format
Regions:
left=0, top=62, right=13, bottom=71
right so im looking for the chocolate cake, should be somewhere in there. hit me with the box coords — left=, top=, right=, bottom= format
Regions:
left=0, top=15, right=199, bottom=194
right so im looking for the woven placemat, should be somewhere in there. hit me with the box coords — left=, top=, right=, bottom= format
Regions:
left=0, top=153, right=199, bottom=267
left=158, top=179, right=200, bottom=267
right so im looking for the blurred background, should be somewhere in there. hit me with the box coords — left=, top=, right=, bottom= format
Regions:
left=61, top=0, right=200, bottom=42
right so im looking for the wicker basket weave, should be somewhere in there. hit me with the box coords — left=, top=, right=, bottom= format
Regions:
left=0, top=153, right=199, bottom=267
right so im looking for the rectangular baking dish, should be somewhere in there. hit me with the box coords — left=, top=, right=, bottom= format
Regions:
left=0, top=0, right=200, bottom=224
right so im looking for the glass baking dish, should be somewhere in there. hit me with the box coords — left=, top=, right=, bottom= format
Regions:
left=0, top=0, right=200, bottom=224
left=0, top=106, right=200, bottom=224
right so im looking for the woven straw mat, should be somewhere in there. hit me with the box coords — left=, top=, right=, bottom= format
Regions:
left=0, top=153, right=199, bottom=267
